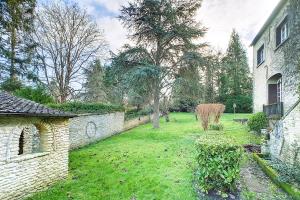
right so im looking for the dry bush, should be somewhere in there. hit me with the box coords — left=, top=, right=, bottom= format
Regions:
left=213, top=104, right=225, bottom=123
left=196, top=104, right=225, bottom=131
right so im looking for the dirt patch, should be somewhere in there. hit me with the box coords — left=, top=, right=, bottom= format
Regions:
left=243, top=144, right=261, bottom=153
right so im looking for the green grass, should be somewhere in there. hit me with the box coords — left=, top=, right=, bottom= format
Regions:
left=28, top=113, right=259, bottom=200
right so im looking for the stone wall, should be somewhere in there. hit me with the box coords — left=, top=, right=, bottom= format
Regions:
left=124, top=115, right=152, bottom=131
left=69, top=112, right=124, bottom=149
left=270, top=102, right=300, bottom=164
left=0, top=117, right=69, bottom=200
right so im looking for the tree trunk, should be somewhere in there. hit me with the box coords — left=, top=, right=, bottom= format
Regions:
left=10, top=27, right=16, bottom=78
left=152, top=88, right=160, bottom=129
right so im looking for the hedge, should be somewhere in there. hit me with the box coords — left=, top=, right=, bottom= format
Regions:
left=195, top=136, right=243, bottom=195
left=48, top=102, right=125, bottom=114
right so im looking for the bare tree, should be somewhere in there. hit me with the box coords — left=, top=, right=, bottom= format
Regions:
left=34, top=1, right=107, bottom=102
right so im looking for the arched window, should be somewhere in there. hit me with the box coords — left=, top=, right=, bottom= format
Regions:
left=16, top=124, right=46, bottom=156
left=18, top=130, right=25, bottom=155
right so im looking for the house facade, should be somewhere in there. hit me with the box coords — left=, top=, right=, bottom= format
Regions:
left=252, top=0, right=300, bottom=163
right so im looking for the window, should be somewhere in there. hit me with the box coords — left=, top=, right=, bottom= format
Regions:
left=257, top=45, right=265, bottom=65
left=17, top=125, right=45, bottom=156
left=18, top=130, right=25, bottom=155
left=276, top=17, right=289, bottom=47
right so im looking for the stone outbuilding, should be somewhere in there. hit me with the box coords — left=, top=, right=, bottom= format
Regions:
left=0, top=92, right=75, bottom=200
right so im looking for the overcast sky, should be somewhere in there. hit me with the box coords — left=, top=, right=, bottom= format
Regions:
left=77, top=0, right=281, bottom=66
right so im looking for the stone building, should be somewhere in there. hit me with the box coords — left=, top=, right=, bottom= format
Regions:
left=0, top=92, right=75, bottom=200
left=252, top=0, right=300, bottom=163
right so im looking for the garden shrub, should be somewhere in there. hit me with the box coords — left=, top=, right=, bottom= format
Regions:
left=48, top=102, right=124, bottom=114
left=169, top=98, right=198, bottom=112
left=0, top=77, right=22, bottom=92
left=248, top=112, right=268, bottom=134
left=196, top=136, right=243, bottom=195
left=209, top=123, right=224, bottom=131
left=14, top=86, right=55, bottom=104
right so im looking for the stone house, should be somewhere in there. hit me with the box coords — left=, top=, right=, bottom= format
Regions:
left=252, top=0, right=300, bottom=163
left=0, top=92, right=75, bottom=200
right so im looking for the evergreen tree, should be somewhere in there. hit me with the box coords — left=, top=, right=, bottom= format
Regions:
left=223, top=30, right=252, bottom=97
left=202, top=51, right=221, bottom=103
left=172, top=51, right=204, bottom=111
left=221, top=30, right=252, bottom=112
left=118, top=0, right=206, bottom=128
left=83, top=60, right=107, bottom=102
left=0, top=0, right=37, bottom=86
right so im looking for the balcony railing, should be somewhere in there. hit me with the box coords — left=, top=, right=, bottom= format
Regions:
left=263, top=102, right=284, bottom=118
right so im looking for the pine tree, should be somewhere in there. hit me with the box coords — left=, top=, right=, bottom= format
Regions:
left=223, top=30, right=252, bottom=97
left=0, top=0, right=36, bottom=86
left=221, top=30, right=253, bottom=112
left=83, top=60, right=107, bottom=102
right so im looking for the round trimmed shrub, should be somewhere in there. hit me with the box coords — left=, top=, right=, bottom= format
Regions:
left=248, top=112, right=268, bottom=134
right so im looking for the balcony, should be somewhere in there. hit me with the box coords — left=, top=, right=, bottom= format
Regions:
left=263, top=102, right=284, bottom=118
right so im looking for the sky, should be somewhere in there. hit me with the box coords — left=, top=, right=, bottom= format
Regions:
left=76, top=0, right=281, bottom=66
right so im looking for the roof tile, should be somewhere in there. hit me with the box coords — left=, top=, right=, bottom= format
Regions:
left=0, top=92, right=75, bottom=117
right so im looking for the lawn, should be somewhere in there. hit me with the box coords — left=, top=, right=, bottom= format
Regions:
left=28, top=113, right=259, bottom=200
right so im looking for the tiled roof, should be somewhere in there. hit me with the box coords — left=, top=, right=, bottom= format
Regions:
left=0, top=92, right=76, bottom=117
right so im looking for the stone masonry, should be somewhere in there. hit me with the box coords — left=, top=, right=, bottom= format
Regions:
left=0, top=117, right=70, bottom=200
left=69, top=113, right=152, bottom=150
left=270, top=102, right=300, bottom=163
left=69, top=112, right=125, bottom=149
left=123, top=115, right=152, bottom=131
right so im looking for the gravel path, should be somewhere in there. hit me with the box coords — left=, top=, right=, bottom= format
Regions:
left=240, top=157, right=292, bottom=200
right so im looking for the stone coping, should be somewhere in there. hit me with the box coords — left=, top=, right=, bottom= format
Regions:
left=75, top=112, right=124, bottom=117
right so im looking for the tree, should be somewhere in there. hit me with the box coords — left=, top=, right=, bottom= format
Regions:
left=103, top=66, right=126, bottom=105
left=202, top=50, right=222, bottom=103
left=0, top=0, right=37, bottom=87
left=119, top=0, right=206, bottom=128
left=34, top=1, right=107, bottom=103
left=105, top=47, right=155, bottom=107
left=171, top=51, right=204, bottom=112
left=223, top=30, right=252, bottom=96
left=221, top=30, right=252, bottom=112
left=82, top=60, right=107, bottom=102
